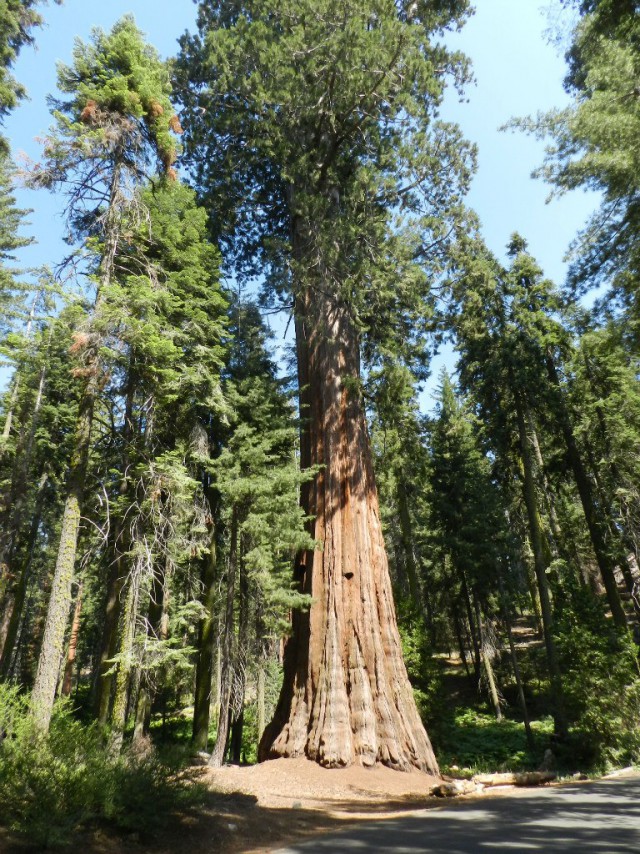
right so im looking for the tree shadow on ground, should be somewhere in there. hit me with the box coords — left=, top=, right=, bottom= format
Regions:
left=274, top=777, right=640, bottom=853
left=1, top=776, right=638, bottom=853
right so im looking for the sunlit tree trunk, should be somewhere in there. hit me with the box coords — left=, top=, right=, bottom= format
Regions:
left=192, top=498, right=220, bottom=751
left=545, top=354, right=627, bottom=629
left=260, top=274, right=438, bottom=773
left=61, top=579, right=83, bottom=697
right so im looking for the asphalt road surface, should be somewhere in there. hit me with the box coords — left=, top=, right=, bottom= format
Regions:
left=275, top=775, right=640, bottom=853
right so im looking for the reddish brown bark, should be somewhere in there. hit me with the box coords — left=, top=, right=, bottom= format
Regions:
left=259, top=282, right=438, bottom=774
left=61, top=580, right=83, bottom=697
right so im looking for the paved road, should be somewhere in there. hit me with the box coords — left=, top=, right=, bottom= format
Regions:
left=275, top=775, right=640, bottom=853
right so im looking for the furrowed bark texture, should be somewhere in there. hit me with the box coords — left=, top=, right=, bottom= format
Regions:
left=260, top=282, right=438, bottom=774
left=31, top=491, right=83, bottom=730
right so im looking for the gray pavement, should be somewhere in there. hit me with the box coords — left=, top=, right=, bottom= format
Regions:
left=275, top=775, right=640, bottom=853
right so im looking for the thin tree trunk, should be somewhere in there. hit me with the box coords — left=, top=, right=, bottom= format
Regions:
left=31, top=160, right=123, bottom=732
left=228, top=545, right=249, bottom=763
left=109, top=577, right=138, bottom=754
left=515, top=395, right=568, bottom=739
left=95, top=370, right=136, bottom=723
left=260, top=272, right=438, bottom=773
left=396, top=480, right=420, bottom=601
left=257, top=660, right=266, bottom=744
left=461, top=570, right=481, bottom=680
left=133, top=560, right=171, bottom=745
left=209, top=508, right=238, bottom=768
left=192, top=514, right=219, bottom=751
left=545, top=354, right=627, bottom=630
left=452, top=605, right=471, bottom=679
left=0, top=355, right=49, bottom=653
left=0, top=471, right=48, bottom=668
left=475, top=600, right=502, bottom=722
left=498, top=573, right=534, bottom=750
left=61, top=579, right=84, bottom=697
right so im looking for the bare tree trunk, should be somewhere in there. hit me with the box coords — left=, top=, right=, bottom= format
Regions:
left=515, top=394, right=567, bottom=739
left=475, top=601, right=502, bottom=722
left=95, top=371, right=136, bottom=723
left=461, top=571, right=481, bottom=681
left=498, top=571, right=534, bottom=750
left=61, top=580, right=84, bottom=697
left=0, top=472, right=48, bottom=670
left=209, top=508, right=238, bottom=768
left=259, top=279, right=438, bottom=773
left=31, top=160, right=123, bottom=733
left=452, top=605, right=471, bottom=679
left=192, top=518, right=219, bottom=751
left=396, top=480, right=421, bottom=601
left=257, top=661, right=266, bottom=744
left=133, top=560, right=171, bottom=745
left=545, top=354, right=627, bottom=629
left=109, top=577, right=138, bottom=754
left=31, top=476, right=86, bottom=730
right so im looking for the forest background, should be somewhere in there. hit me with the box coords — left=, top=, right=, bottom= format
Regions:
left=0, top=0, right=639, bottom=849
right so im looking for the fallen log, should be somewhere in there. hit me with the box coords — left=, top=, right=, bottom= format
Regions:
left=473, top=771, right=556, bottom=787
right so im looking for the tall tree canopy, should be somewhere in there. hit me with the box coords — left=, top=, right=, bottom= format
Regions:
left=513, top=1, right=640, bottom=323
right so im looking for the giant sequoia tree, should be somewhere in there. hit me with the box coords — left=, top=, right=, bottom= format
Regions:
left=178, top=0, right=474, bottom=771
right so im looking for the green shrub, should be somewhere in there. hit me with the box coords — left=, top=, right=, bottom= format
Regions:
left=433, top=708, right=554, bottom=774
left=0, top=683, right=205, bottom=848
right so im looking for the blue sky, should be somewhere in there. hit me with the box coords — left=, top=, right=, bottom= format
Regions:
left=3, top=0, right=596, bottom=401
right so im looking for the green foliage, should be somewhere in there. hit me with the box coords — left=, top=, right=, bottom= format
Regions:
left=555, top=587, right=640, bottom=768
left=0, top=1, right=61, bottom=126
left=511, top=4, right=640, bottom=314
left=0, top=154, right=33, bottom=352
left=397, top=605, right=444, bottom=725
left=0, top=683, right=205, bottom=847
left=29, top=15, right=182, bottom=229
left=435, top=709, right=554, bottom=774
left=57, top=15, right=178, bottom=167
left=178, top=0, right=475, bottom=376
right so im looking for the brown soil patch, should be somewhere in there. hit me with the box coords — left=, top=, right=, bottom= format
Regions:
left=0, top=759, right=441, bottom=854
left=207, top=756, right=440, bottom=811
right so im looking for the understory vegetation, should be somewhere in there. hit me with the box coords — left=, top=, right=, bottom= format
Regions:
left=0, top=0, right=640, bottom=847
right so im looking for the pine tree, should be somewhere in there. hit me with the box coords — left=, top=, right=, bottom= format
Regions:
left=94, top=178, right=227, bottom=742
left=29, top=17, right=183, bottom=731
left=512, top=2, right=640, bottom=326
left=0, top=1, right=61, bottom=126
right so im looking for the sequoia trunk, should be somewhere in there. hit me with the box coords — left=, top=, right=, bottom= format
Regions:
left=259, top=281, right=438, bottom=773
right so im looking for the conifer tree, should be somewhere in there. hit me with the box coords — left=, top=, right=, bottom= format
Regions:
left=178, top=0, right=475, bottom=773
left=94, top=177, right=227, bottom=739
left=512, top=1, right=640, bottom=324
left=0, top=1, right=61, bottom=128
left=28, top=17, right=183, bottom=731
left=203, top=302, right=315, bottom=764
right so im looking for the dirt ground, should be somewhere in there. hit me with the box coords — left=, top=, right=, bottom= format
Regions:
left=199, top=758, right=442, bottom=854
left=0, top=759, right=443, bottom=854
